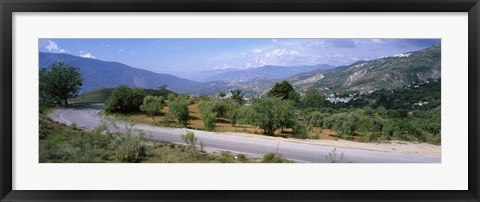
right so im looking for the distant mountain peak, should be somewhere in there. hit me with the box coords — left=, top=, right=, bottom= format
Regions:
left=192, top=63, right=334, bottom=82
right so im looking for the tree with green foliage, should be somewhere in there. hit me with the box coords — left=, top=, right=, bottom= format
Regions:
left=105, top=86, right=146, bottom=113
left=227, top=106, right=251, bottom=127
left=197, top=100, right=220, bottom=131
left=324, top=112, right=356, bottom=139
left=302, top=87, right=326, bottom=108
left=167, top=93, right=176, bottom=103
left=168, top=96, right=190, bottom=127
left=140, top=95, right=164, bottom=121
left=202, top=111, right=217, bottom=131
left=291, top=120, right=309, bottom=139
left=351, top=109, right=374, bottom=140
left=249, top=97, right=297, bottom=135
left=304, top=111, right=327, bottom=128
left=214, top=100, right=230, bottom=117
left=230, top=89, right=245, bottom=105
left=199, top=99, right=230, bottom=118
left=219, top=91, right=226, bottom=97
left=267, top=80, right=300, bottom=102
left=39, top=62, right=83, bottom=106
left=275, top=100, right=297, bottom=132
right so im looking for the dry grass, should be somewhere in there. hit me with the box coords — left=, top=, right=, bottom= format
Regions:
left=40, top=113, right=261, bottom=163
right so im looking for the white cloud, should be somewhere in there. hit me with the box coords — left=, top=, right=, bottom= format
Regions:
left=252, top=49, right=262, bottom=54
left=44, top=40, right=68, bottom=53
left=255, top=57, right=267, bottom=66
left=272, top=39, right=279, bottom=44
left=131, top=51, right=136, bottom=55
left=271, top=48, right=300, bottom=57
left=251, top=48, right=305, bottom=66
left=118, top=49, right=125, bottom=53
left=243, top=63, right=253, bottom=69
left=79, top=51, right=96, bottom=59
left=212, top=63, right=230, bottom=70
left=240, top=52, right=247, bottom=55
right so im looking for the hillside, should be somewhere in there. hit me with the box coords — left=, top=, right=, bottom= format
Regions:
left=180, top=46, right=441, bottom=97
left=39, top=52, right=201, bottom=93
left=287, top=46, right=441, bottom=94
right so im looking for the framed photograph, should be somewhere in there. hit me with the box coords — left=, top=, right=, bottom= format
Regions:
left=1, top=0, right=479, bottom=201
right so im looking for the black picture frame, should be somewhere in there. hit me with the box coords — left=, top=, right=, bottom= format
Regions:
left=1, top=0, right=479, bottom=201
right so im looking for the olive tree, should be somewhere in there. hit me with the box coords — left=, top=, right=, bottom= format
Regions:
left=140, top=95, right=165, bottom=121
left=39, top=62, right=83, bottom=106
left=249, top=97, right=297, bottom=135
left=105, top=86, right=146, bottom=113
left=168, top=96, right=190, bottom=127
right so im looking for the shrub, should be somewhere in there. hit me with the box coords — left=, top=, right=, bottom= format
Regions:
left=261, top=153, right=290, bottom=163
left=113, top=131, right=147, bottom=163
left=236, top=154, right=247, bottom=162
left=140, top=95, right=164, bottom=120
left=70, top=138, right=97, bottom=163
left=181, top=132, right=198, bottom=158
left=218, top=152, right=235, bottom=163
left=40, top=133, right=70, bottom=162
left=325, top=148, right=346, bottom=163
left=218, top=91, right=226, bottom=97
left=105, top=85, right=146, bottom=113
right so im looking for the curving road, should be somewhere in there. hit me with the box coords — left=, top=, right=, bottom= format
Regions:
left=48, top=104, right=441, bottom=163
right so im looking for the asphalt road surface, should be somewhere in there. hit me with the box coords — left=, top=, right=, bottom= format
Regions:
left=48, top=104, right=441, bottom=163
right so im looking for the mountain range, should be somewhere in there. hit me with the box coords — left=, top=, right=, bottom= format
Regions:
left=287, top=45, right=440, bottom=94
left=39, top=52, right=200, bottom=93
left=39, top=52, right=335, bottom=93
left=192, top=64, right=334, bottom=82
left=180, top=45, right=441, bottom=96
left=39, top=45, right=441, bottom=96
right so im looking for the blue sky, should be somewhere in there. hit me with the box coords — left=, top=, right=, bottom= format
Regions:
left=38, top=38, right=440, bottom=78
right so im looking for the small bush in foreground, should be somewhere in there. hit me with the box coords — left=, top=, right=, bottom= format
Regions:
left=261, top=153, right=290, bottom=163
left=113, top=131, right=147, bottom=163
left=325, top=148, right=347, bottom=163
left=181, top=132, right=199, bottom=159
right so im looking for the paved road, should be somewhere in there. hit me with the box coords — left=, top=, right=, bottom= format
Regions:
left=48, top=104, right=441, bottom=163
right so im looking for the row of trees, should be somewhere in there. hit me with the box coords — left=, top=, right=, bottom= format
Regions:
left=301, top=106, right=441, bottom=143
left=104, top=86, right=190, bottom=127
left=102, top=79, right=440, bottom=144
left=196, top=81, right=309, bottom=138
left=197, top=80, right=440, bottom=143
